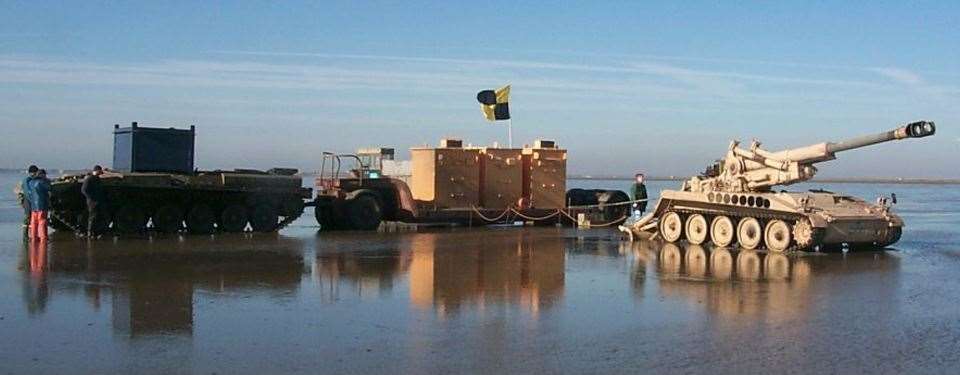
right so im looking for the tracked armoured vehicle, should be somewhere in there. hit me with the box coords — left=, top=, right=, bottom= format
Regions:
left=49, top=123, right=311, bottom=235
left=623, top=121, right=936, bottom=251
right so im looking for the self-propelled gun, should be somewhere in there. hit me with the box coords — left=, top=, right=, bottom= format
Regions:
left=623, top=121, right=936, bottom=251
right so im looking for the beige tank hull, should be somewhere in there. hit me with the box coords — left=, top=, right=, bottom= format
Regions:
left=628, top=189, right=903, bottom=251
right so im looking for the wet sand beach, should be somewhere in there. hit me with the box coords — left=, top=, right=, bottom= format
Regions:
left=1, top=174, right=959, bottom=374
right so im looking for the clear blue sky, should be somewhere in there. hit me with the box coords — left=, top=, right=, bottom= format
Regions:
left=1, top=1, right=957, bottom=177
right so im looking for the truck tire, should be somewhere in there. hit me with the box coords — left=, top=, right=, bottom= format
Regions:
left=347, top=195, right=382, bottom=231
left=250, top=203, right=278, bottom=232
left=315, top=205, right=337, bottom=231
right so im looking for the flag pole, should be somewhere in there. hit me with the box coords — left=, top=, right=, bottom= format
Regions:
left=508, top=118, right=513, bottom=148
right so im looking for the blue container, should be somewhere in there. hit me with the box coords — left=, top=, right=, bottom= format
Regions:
left=113, top=122, right=195, bottom=173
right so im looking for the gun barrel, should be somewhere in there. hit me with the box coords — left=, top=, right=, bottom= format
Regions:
left=826, top=121, right=936, bottom=153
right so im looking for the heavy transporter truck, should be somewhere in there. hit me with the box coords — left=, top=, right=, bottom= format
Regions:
left=49, top=123, right=312, bottom=235
left=313, top=142, right=632, bottom=231
left=621, top=120, right=936, bottom=252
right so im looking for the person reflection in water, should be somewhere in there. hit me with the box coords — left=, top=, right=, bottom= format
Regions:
left=24, top=240, right=50, bottom=315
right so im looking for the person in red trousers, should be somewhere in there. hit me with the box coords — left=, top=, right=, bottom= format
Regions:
left=27, top=169, right=51, bottom=242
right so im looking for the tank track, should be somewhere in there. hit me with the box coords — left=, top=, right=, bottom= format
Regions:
left=660, top=199, right=824, bottom=251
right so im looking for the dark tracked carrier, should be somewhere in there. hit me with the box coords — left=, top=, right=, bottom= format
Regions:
left=49, top=123, right=311, bottom=235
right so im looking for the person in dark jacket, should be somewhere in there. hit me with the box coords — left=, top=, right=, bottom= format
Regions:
left=81, top=165, right=106, bottom=237
left=16, top=165, right=39, bottom=228
left=27, top=169, right=51, bottom=242
left=631, top=173, right=648, bottom=214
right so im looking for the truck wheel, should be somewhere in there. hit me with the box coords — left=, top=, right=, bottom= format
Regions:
left=187, top=204, right=216, bottom=234
left=114, top=204, right=147, bottom=234
left=153, top=205, right=184, bottom=233
left=314, top=205, right=337, bottom=231
left=250, top=203, right=279, bottom=232
left=347, top=195, right=382, bottom=231
left=219, top=204, right=248, bottom=233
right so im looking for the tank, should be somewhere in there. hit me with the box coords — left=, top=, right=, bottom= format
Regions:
left=48, top=123, right=312, bottom=235
left=622, top=120, right=936, bottom=252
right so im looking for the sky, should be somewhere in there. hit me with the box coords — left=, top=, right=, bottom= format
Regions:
left=1, top=1, right=957, bottom=178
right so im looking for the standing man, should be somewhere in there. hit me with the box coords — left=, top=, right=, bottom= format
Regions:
left=15, top=165, right=39, bottom=228
left=27, top=168, right=51, bottom=242
left=632, top=173, right=648, bottom=215
left=81, top=165, right=106, bottom=238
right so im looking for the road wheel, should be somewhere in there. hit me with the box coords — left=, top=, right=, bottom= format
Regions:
left=710, top=216, right=735, bottom=247
left=764, top=219, right=792, bottom=252
left=153, top=205, right=184, bottom=233
left=250, top=203, right=279, bottom=232
left=685, top=214, right=708, bottom=245
left=659, top=211, right=683, bottom=242
left=114, top=204, right=147, bottom=234
left=737, top=217, right=763, bottom=250
left=347, top=195, right=382, bottom=231
left=186, top=204, right=216, bottom=234
left=219, top=204, right=249, bottom=233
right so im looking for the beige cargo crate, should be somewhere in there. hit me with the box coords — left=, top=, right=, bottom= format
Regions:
left=410, top=146, right=481, bottom=208
left=522, top=147, right=567, bottom=209
left=479, top=148, right=523, bottom=209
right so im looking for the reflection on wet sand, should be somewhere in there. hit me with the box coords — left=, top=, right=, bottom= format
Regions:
left=623, top=240, right=899, bottom=320
left=20, top=234, right=306, bottom=338
left=316, top=230, right=565, bottom=316
left=21, top=241, right=50, bottom=315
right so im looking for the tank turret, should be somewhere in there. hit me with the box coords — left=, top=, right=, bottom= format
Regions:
left=687, top=121, right=936, bottom=193
left=622, top=120, right=937, bottom=252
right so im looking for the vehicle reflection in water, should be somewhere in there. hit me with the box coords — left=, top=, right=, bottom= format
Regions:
left=621, top=239, right=899, bottom=321
left=315, top=230, right=565, bottom=317
left=20, top=234, right=306, bottom=339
